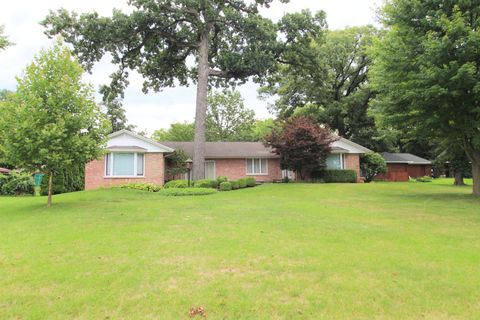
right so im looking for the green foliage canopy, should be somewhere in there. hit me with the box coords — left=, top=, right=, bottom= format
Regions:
left=206, top=90, right=255, bottom=141
left=370, top=0, right=480, bottom=195
left=0, top=43, right=110, bottom=205
left=262, top=26, right=382, bottom=150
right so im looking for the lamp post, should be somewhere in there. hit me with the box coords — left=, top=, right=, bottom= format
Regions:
left=185, top=158, right=193, bottom=187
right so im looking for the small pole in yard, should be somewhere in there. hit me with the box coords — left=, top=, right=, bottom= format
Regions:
left=33, top=173, right=45, bottom=197
left=185, top=158, right=193, bottom=187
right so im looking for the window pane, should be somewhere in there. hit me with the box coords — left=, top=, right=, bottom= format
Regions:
left=205, top=161, right=215, bottom=179
left=113, top=153, right=135, bottom=176
left=326, top=154, right=342, bottom=170
left=246, top=159, right=253, bottom=174
left=105, top=153, right=111, bottom=176
left=137, top=153, right=144, bottom=176
left=254, top=159, right=261, bottom=173
left=261, top=159, right=267, bottom=174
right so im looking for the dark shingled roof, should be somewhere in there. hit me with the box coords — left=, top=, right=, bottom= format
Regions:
left=381, top=152, right=432, bottom=165
left=161, top=141, right=349, bottom=159
left=160, top=141, right=279, bottom=159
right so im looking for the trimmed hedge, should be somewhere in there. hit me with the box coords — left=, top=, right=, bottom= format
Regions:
left=246, top=177, right=256, bottom=187
left=322, top=170, right=357, bottom=183
left=164, top=180, right=188, bottom=188
left=194, top=179, right=218, bottom=189
left=158, top=188, right=216, bottom=196
left=0, top=172, right=34, bottom=195
left=231, top=180, right=240, bottom=190
left=238, top=178, right=247, bottom=188
left=40, top=164, right=85, bottom=195
left=219, top=181, right=232, bottom=191
left=120, top=183, right=162, bottom=192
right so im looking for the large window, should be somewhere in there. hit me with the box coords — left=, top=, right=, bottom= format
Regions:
left=246, top=158, right=268, bottom=175
left=326, top=154, right=344, bottom=170
left=105, top=152, right=145, bottom=177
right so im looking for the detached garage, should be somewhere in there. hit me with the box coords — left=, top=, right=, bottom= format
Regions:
left=377, top=153, right=432, bottom=182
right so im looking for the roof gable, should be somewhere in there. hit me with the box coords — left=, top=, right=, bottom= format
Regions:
left=108, top=130, right=174, bottom=153
left=331, top=138, right=372, bottom=154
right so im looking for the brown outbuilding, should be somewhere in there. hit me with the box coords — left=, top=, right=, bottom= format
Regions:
left=376, top=153, right=432, bottom=182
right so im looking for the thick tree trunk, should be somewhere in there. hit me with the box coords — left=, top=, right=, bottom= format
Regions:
left=192, top=30, right=209, bottom=181
left=473, top=162, right=480, bottom=196
left=453, top=172, right=465, bottom=186
left=47, top=173, right=53, bottom=208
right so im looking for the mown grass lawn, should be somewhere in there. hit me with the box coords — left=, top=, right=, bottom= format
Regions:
left=1, top=180, right=479, bottom=319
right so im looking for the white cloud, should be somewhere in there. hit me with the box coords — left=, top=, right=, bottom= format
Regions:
left=0, top=0, right=382, bottom=134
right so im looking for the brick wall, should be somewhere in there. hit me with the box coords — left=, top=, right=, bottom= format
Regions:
left=214, top=158, right=282, bottom=182
left=344, top=154, right=362, bottom=182
left=85, top=153, right=165, bottom=190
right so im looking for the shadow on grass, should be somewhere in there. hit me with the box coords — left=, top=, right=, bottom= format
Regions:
left=391, top=187, right=480, bottom=205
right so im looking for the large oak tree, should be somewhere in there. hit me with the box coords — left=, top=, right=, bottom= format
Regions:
left=42, top=0, right=322, bottom=180
left=370, top=0, right=480, bottom=195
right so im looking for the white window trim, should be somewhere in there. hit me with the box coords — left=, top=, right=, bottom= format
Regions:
left=205, top=160, right=216, bottom=179
left=246, top=158, right=269, bottom=176
left=104, top=152, right=146, bottom=178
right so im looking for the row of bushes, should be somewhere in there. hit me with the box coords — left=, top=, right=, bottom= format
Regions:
left=219, top=177, right=256, bottom=191
left=0, top=172, right=35, bottom=195
left=118, top=182, right=217, bottom=196
left=164, top=176, right=256, bottom=191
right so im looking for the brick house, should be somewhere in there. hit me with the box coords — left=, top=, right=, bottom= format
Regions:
left=85, top=130, right=174, bottom=190
left=376, top=152, right=432, bottom=182
left=85, top=130, right=372, bottom=189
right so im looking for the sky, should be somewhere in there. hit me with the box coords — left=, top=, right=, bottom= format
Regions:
left=0, top=0, right=383, bottom=134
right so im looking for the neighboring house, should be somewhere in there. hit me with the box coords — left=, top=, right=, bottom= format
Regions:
left=376, top=152, right=432, bottom=182
left=0, top=168, right=10, bottom=175
left=84, top=130, right=372, bottom=190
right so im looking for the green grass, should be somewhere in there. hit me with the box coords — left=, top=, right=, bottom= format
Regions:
left=0, top=179, right=479, bottom=319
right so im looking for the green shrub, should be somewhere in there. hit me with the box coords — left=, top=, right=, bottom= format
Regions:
left=194, top=179, right=217, bottom=189
left=40, top=163, right=85, bottom=195
left=0, top=172, right=34, bottom=195
left=360, top=153, right=387, bottom=183
left=158, top=188, right=217, bottom=196
left=219, top=181, right=232, bottom=191
left=246, top=177, right=256, bottom=187
left=164, top=180, right=188, bottom=188
left=322, top=170, right=357, bottom=183
left=416, top=176, right=433, bottom=182
left=120, top=182, right=162, bottom=192
left=0, top=174, right=10, bottom=191
left=216, top=176, right=228, bottom=184
left=231, top=180, right=240, bottom=190
left=238, top=178, right=247, bottom=188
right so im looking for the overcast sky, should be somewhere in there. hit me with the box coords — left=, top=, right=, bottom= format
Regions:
left=0, top=0, right=383, bottom=134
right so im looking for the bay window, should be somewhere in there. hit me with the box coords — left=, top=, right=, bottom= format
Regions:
left=105, top=152, right=145, bottom=177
